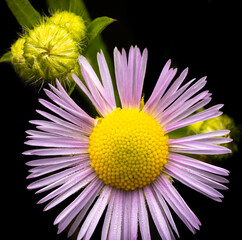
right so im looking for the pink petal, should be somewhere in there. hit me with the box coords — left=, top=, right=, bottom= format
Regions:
left=77, top=186, right=112, bottom=240
left=138, top=189, right=151, bottom=240
left=144, top=186, right=174, bottom=240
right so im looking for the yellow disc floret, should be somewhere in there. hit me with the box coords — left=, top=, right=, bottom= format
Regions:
left=88, top=108, right=168, bottom=191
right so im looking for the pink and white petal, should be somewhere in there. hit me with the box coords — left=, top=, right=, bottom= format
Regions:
left=169, top=139, right=232, bottom=154
left=143, top=60, right=173, bottom=112
left=27, top=164, right=88, bottom=190
left=97, top=50, right=116, bottom=106
left=164, top=104, right=223, bottom=133
left=73, top=72, right=112, bottom=117
left=25, top=138, right=88, bottom=148
left=23, top=147, right=88, bottom=156
left=152, top=182, right=179, bottom=237
left=123, top=47, right=133, bottom=107
left=195, top=137, right=232, bottom=144
left=122, top=191, right=131, bottom=240
left=107, top=189, right=123, bottom=240
left=55, top=80, right=93, bottom=120
left=37, top=167, right=94, bottom=205
left=153, top=77, right=197, bottom=120
left=113, top=47, right=125, bottom=107
left=133, top=47, right=148, bottom=108
left=44, top=172, right=97, bottom=211
left=80, top=65, right=111, bottom=116
left=144, top=186, right=175, bottom=240
left=169, top=130, right=231, bottom=144
left=121, top=189, right=138, bottom=240
left=27, top=159, right=87, bottom=178
left=138, top=189, right=151, bottom=240
left=65, top=191, right=99, bottom=236
left=114, top=47, right=129, bottom=108
left=54, top=177, right=104, bottom=225
left=167, top=160, right=228, bottom=190
left=34, top=123, right=89, bottom=139
left=165, top=96, right=212, bottom=127
left=157, top=76, right=207, bottom=122
left=44, top=88, right=94, bottom=127
left=35, top=109, right=92, bottom=134
left=78, top=55, right=115, bottom=110
left=169, top=143, right=231, bottom=155
left=168, top=153, right=229, bottom=176
left=164, top=163, right=224, bottom=201
left=26, top=155, right=88, bottom=167
left=120, top=48, right=129, bottom=107
left=77, top=186, right=112, bottom=240
left=57, top=179, right=102, bottom=232
left=30, top=119, right=84, bottom=135
left=35, top=163, right=91, bottom=195
left=130, top=190, right=139, bottom=240
left=48, top=82, right=93, bottom=123
left=159, top=89, right=210, bottom=126
left=26, top=129, right=56, bottom=139
left=158, top=68, right=190, bottom=109
left=157, top=175, right=201, bottom=232
left=72, top=73, right=101, bottom=111
left=101, top=189, right=117, bottom=240
left=147, top=69, right=179, bottom=117
left=39, top=99, right=88, bottom=128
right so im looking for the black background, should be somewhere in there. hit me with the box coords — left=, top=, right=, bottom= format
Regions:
left=0, top=0, right=241, bottom=239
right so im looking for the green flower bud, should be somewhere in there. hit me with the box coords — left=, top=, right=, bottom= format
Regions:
left=48, top=11, right=87, bottom=43
left=23, top=22, right=80, bottom=83
left=11, top=37, right=33, bottom=80
left=10, top=11, right=89, bottom=87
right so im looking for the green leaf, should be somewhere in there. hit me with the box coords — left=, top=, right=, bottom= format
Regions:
left=87, top=17, right=115, bottom=44
left=0, top=52, right=12, bottom=63
left=69, top=0, right=85, bottom=15
left=69, top=0, right=91, bottom=23
left=5, top=0, right=41, bottom=29
left=46, top=0, right=69, bottom=11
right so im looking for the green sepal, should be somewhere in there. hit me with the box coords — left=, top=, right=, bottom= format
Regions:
left=87, top=17, right=116, bottom=44
left=46, top=0, right=69, bottom=11
left=0, top=52, right=12, bottom=63
left=5, top=0, right=41, bottom=29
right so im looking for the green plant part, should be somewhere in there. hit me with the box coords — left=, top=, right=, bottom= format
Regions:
left=23, top=22, right=80, bottom=84
left=48, top=11, right=87, bottom=43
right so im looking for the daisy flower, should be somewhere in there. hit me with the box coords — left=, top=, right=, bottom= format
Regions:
left=24, top=46, right=232, bottom=240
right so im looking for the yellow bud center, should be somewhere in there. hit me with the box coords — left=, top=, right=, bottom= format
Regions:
left=88, top=108, right=168, bottom=191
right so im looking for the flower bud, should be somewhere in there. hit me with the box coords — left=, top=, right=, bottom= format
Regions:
left=23, top=22, right=80, bottom=83
left=48, top=11, right=87, bottom=43
left=11, top=37, right=33, bottom=80
left=10, top=11, right=88, bottom=87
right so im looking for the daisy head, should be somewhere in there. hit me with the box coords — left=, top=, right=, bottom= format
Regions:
left=24, top=46, right=232, bottom=240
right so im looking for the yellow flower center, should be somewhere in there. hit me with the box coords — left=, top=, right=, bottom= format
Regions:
left=88, top=108, right=168, bottom=191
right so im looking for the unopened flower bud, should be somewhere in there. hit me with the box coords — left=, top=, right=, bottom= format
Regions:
left=11, top=37, right=33, bottom=80
left=23, top=22, right=80, bottom=83
left=10, top=11, right=88, bottom=87
left=48, top=11, right=87, bottom=43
